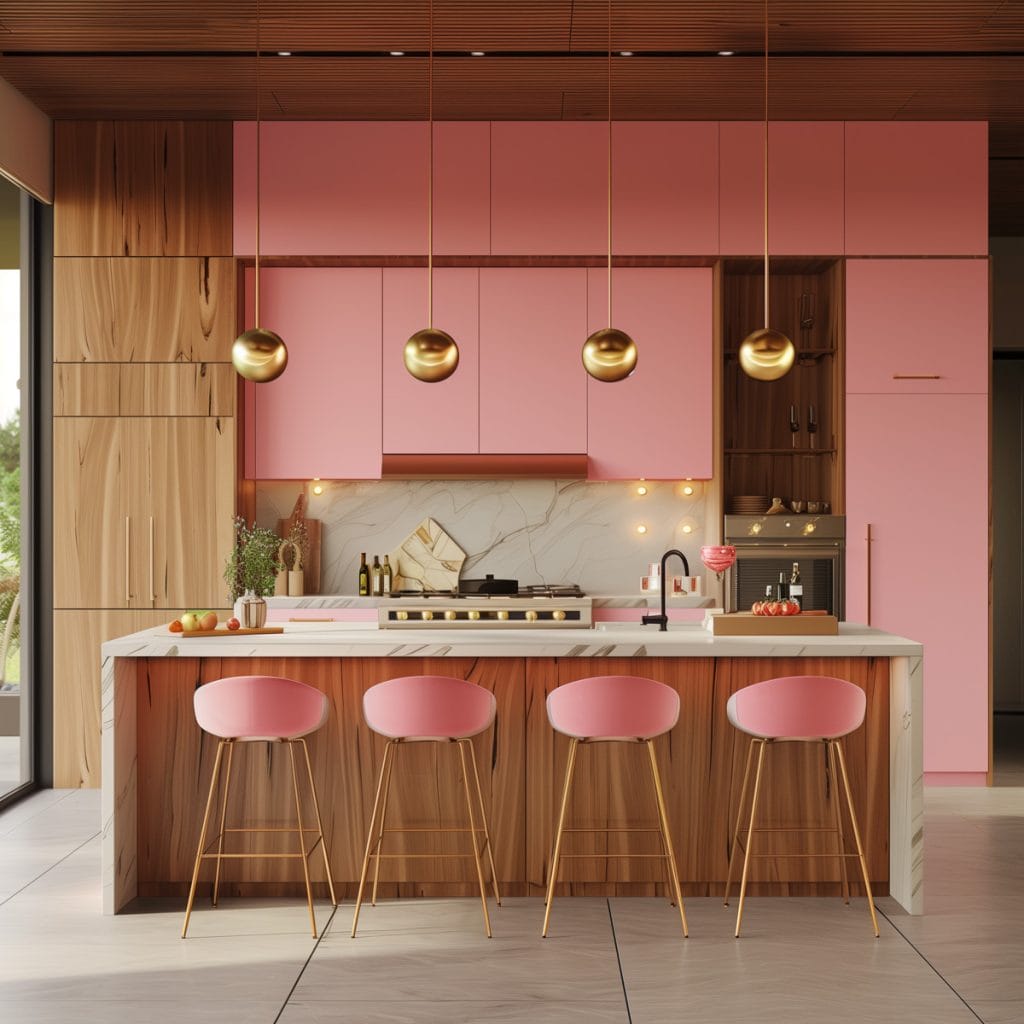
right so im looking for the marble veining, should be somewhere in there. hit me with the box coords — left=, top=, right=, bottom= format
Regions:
left=256, top=479, right=709, bottom=596
left=388, top=517, right=466, bottom=591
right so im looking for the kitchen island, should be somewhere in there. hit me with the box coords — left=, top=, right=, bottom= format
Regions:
left=101, top=622, right=922, bottom=915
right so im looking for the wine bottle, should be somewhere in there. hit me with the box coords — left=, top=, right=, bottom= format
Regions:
left=777, top=571, right=789, bottom=602
left=382, top=554, right=393, bottom=595
left=371, top=555, right=383, bottom=596
left=789, top=562, right=803, bottom=607
left=358, top=553, right=370, bottom=597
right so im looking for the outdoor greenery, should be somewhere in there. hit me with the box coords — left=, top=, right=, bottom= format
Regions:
left=0, top=412, right=20, bottom=683
left=223, top=515, right=283, bottom=602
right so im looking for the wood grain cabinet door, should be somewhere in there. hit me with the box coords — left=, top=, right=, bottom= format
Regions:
left=846, top=259, right=989, bottom=395
left=53, top=418, right=131, bottom=609
left=586, top=267, right=713, bottom=480
left=846, top=393, right=988, bottom=775
left=147, top=417, right=236, bottom=609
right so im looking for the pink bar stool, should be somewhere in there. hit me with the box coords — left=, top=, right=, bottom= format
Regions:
left=351, top=675, right=500, bottom=938
left=723, top=675, right=880, bottom=937
left=181, top=675, right=336, bottom=939
left=544, top=675, right=687, bottom=938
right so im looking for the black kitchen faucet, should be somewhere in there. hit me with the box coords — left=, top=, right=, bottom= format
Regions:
left=641, top=549, right=691, bottom=632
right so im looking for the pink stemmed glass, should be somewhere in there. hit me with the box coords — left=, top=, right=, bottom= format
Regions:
left=700, top=544, right=736, bottom=583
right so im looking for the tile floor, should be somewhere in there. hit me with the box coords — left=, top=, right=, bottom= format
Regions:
left=1, top=780, right=1022, bottom=1022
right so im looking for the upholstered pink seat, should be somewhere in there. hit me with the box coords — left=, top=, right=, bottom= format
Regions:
left=726, top=675, right=866, bottom=741
left=542, top=675, right=687, bottom=938
left=352, top=676, right=500, bottom=939
left=547, top=675, right=680, bottom=741
left=362, top=675, right=496, bottom=740
left=724, top=674, right=879, bottom=938
left=193, top=674, right=329, bottom=741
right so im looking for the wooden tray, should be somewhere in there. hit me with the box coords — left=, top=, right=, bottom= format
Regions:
left=711, top=613, right=838, bottom=636
left=174, top=627, right=285, bottom=637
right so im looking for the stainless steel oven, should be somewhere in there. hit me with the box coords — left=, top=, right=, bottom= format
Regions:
left=724, top=515, right=845, bottom=618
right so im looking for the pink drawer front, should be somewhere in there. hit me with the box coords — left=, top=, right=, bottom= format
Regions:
left=592, top=608, right=706, bottom=624
left=266, top=609, right=378, bottom=623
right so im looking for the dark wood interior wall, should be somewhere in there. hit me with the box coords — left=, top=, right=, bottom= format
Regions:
left=135, top=655, right=889, bottom=900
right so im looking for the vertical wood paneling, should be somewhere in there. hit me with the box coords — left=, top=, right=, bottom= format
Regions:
left=53, top=257, right=236, bottom=362
left=54, top=121, right=233, bottom=256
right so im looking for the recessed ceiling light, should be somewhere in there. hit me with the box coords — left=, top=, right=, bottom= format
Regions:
left=718, top=50, right=736, bottom=56
left=470, top=50, right=485, bottom=56
left=619, top=51, right=634, bottom=56
left=277, top=51, right=292, bottom=56
left=389, top=50, right=405, bottom=56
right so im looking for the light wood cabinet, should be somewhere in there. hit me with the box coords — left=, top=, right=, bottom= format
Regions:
left=54, top=417, right=235, bottom=609
left=53, top=609, right=175, bottom=788
left=53, top=363, right=235, bottom=416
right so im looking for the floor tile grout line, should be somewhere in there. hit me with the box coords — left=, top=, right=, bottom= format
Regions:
left=606, top=898, right=634, bottom=1024
left=273, top=903, right=339, bottom=1023
left=0, top=789, right=78, bottom=838
left=876, top=905, right=986, bottom=1024
left=0, top=830, right=100, bottom=909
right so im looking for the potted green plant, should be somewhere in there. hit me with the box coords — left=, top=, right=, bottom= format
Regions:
left=223, top=516, right=283, bottom=628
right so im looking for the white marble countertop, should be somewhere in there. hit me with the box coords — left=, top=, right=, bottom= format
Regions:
left=102, top=621, right=922, bottom=659
left=266, top=593, right=714, bottom=608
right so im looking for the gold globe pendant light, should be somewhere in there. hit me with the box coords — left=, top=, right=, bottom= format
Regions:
left=582, top=0, right=637, bottom=383
left=738, top=0, right=795, bottom=383
left=232, top=0, right=288, bottom=383
left=404, top=0, right=459, bottom=383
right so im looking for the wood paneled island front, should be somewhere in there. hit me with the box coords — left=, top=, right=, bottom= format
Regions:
left=101, top=624, right=923, bottom=915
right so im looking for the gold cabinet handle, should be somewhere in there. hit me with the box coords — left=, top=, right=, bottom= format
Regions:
left=124, top=515, right=131, bottom=606
left=892, top=374, right=942, bottom=380
left=865, top=523, right=873, bottom=627
left=149, top=516, right=157, bottom=605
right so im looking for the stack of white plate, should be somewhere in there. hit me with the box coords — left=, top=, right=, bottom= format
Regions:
left=727, top=495, right=771, bottom=515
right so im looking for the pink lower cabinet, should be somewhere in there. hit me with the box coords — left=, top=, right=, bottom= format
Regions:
left=479, top=269, right=588, bottom=454
left=382, top=268, right=480, bottom=454
left=846, top=259, right=989, bottom=395
left=247, top=268, right=383, bottom=479
left=586, top=268, right=713, bottom=479
left=846, top=393, right=988, bottom=778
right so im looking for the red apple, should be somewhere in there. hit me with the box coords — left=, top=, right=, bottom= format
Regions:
left=226, top=617, right=241, bottom=631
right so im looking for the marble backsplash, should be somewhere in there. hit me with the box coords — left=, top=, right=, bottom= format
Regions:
left=255, top=478, right=712, bottom=596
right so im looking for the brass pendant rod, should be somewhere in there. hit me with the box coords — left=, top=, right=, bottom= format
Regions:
left=427, top=0, right=434, bottom=330
left=254, top=0, right=262, bottom=327
left=762, top=0, right=769, bottom=330
left=607, top=0, right=612, bottom=328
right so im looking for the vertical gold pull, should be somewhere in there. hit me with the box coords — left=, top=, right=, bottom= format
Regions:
left=865, top=523, right=873, bottom=627
left=149, top=516, right=157, bottom=605
left=124, top=516, right=131, bottom=606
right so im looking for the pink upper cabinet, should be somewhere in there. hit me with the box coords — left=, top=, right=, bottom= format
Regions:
left=250, top=268, right=383, bottom=479
left=234, top=122, right=490, bottom=256
left=479, top=269, right=588, bottom=453
left=846, top=259, right=989, bottom=395
left=586, top=268, right=713, bottom=480
left=845, top=122, right=988, bottom=256
left=382, top=268, right=480, bottom=454
left=611, top=123, right=719, bottom=255
left=846, top=393, right=988, bottom=775
left=490, top=123, right=606, bottom=254
left=720, top=122, right=845, bottom=256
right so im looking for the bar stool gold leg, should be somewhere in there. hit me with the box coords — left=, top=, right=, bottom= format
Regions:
left=211, top=739, right=236, bottom=908
left=464, top=738, right=502, bottom=907
left=457, top=740, right=493, bottom=938
left=300, top=738, right=337, bottom=908
left=646, top=740, right=688, bottom=937
left=182, top=739, right=226, bottom=938
left=735, top=739, right=767, bottom=938
left=371, top=740, right=398, bottom=907
left=542, top=737, right=579, bottom=938
left=834, top=741, right=880, bottom=938
left=724, top=738, right=756, bottom=907
left=826, top=741, right=851, bottom=904
left=352, top=740, right=395, bottom=938
left=287, top=741, right=318, bottom=938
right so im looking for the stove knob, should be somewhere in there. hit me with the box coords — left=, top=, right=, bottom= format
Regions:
left=526, top=609, right=538, bottom=622
left=421, top=610, right=433, bottom=621
left=468, top=609, right=481, bottom=620
left=497, top=610, right=510, bottom=621
left=444, top=609, right=457, bottom=621
left=396, top=610, right=409, bottom=621
left=552, top=609, right=566, bottom=622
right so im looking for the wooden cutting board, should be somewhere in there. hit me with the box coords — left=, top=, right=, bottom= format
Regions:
left=711, top=613, right=838, bottom=636
left=175, top=627, right=285, bottom=637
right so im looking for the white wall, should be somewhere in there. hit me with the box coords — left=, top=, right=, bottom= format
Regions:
left=0, top=75, right=52, bottom=204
